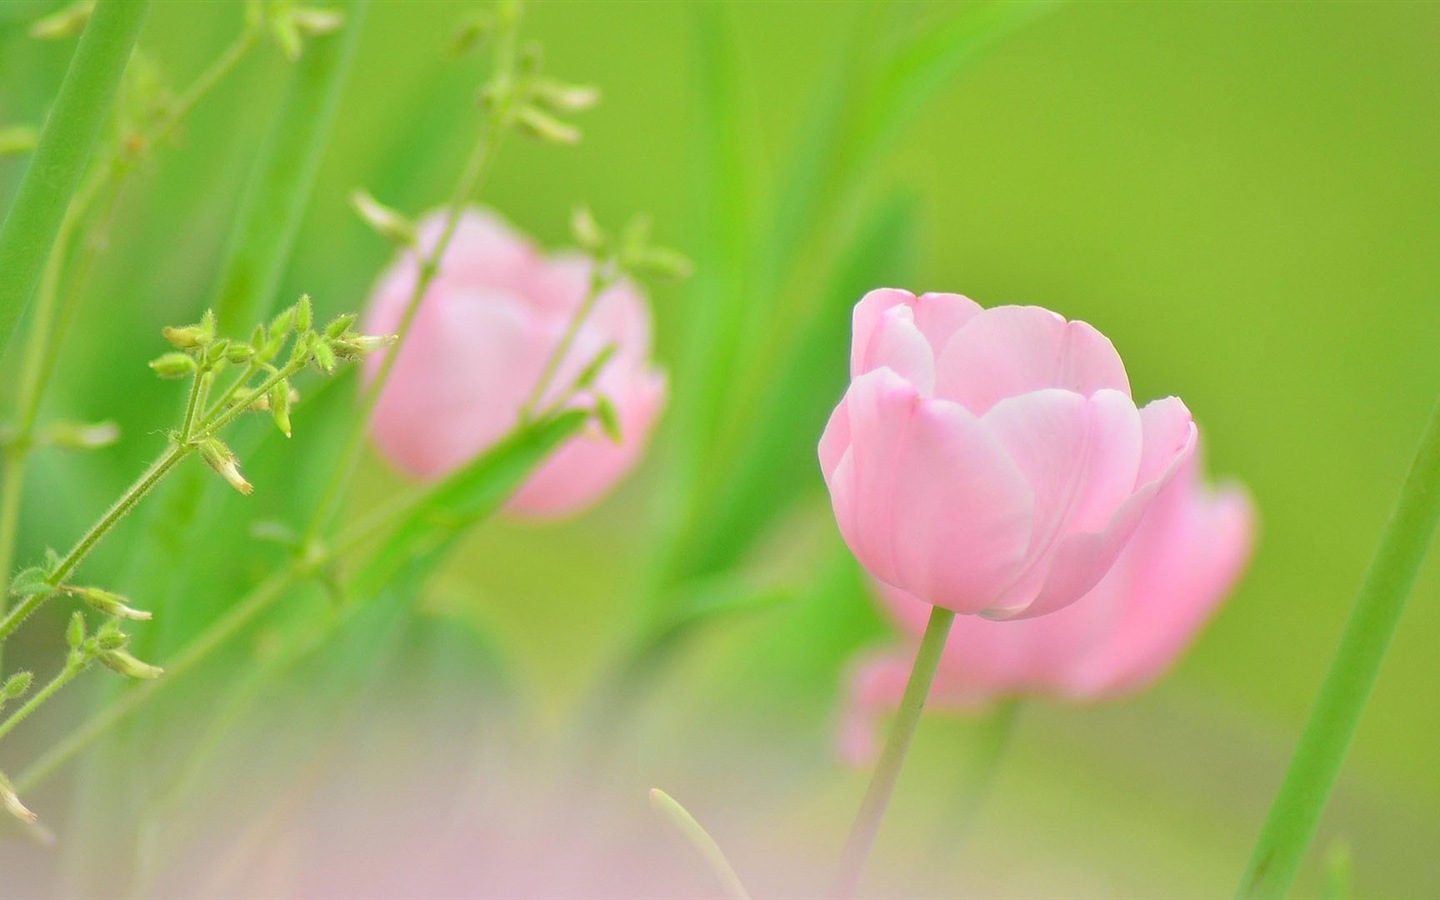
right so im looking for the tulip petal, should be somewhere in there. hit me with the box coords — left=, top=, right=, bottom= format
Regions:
left=863, top=305, right=937, bottom=395
left=886, top=402, right=1034, bottom=614
left=851, top=288, right=918, bottom=377
left=817, top=395, right=851, bottom=481
left=935, top=306, right=1131, bottom=413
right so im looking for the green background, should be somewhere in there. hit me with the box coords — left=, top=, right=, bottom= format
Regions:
left=1, top=1, right=1438, bottom=896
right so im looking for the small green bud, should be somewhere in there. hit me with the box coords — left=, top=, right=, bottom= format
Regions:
left=10, top=567, right=51, bottom=597
left=295, top=294, right=314, bottom=334
left=570, top=206, right=606, bottom=255
left=161, top=325, right=206, bottom=350
left=69, top=586, right=151, bottom=622
left=270, top=306, right=296, bottom=337
left=94, top=621, right=128, bottom=651
left=620, top=214, right=653, bottom=261
left=269, top=12, right=303, bottom=61
left=2, top=672, right=33, bottom=700
left=519, top=41, right=544, bottom=76
left=311, top=339, right=336, bottom=373
left=98, top=649, right=163, bottom=680
left=330, top=333, right=395, bottom=360
left=0, top=125, right=40, bottom=157
left=291, top=6, right=344, bottom=35
left=573, top=344, right=617, bottom=391
left=516, top=106, right=581, bottom=145
left=225, top=342, right=254, bottom=364
left=250, top=323, right=267, bottom=352
left=199, top=439, right=253, bottom=495
left=629, top=247, right=695, bottom=281
left=65, top=611, right=85, bottom=650
left=350, top=189, right=417, bottom=247
left=0, top=773, right=35, bottom=825
left=269, top=379, right=292, bottom=438
left=29, top=1, right=93, bottom=40
left=205, top=339, right=232, bottom=365
left=532, top=80, right=601, bottom=113
left=149, top=352, right=196, bottom=378
left=594, top=396, right=622, bottom=444
left=40, top=420, right=120, bottom=450
left=324, top=313, right=358, bottom=338
left=448, top=11, right=492, bottom=57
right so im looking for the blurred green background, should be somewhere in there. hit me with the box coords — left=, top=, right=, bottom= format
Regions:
left=2, top=1, right=1439, bottom=897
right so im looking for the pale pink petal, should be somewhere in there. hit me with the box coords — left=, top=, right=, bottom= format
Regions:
left=817, top=395, right=851, bottom=481
left=935, top=306, right=1131, bottom=413
left=851, top=288, right=917, bottom=377
left=421, top=208, right=539, bottom=296
left=507, top=369, right=668, bottom=518
left=884, top=398, right=1035, bottom=614
left=370, top=288, right=547, bottom=479
left=861, top=305, right=936, bottom=395
left=911, top=292, right=984, bottom=351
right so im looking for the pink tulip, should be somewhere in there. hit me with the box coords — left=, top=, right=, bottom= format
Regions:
left=839, top=448, right=1254, bottom=765
left=818, top=288, right=1197, bottom=619
left=363, top=208, right=667, bottom=518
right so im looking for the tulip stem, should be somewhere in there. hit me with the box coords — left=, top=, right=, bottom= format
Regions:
left=1238, top=393, right=1440, bottom=899
left=836, top=604, right=954, bottom=900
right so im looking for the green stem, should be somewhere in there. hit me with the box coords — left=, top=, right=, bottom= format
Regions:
left=192, top=359, right=305, bottom=440
left=0, top=653, right=91, bottom=745
left=1237, top=395, right=1440, bottom=899
left=150, top=27, right=260, bottom=147
left=304, top=109, right=509, bottom=544
left=212, top=0, right=370, bottom=335
left=177, top=368, right=207, bottom=441
left=520, top=268, right=611, bottom=417
left=0, top=0, right=148, bottom=357
left=836, top=604, right=955, bottom=900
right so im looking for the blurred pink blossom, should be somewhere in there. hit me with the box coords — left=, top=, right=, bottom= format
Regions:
left=819, top=288, right=1197, bottom=619
left=840, top=446, right=1255, bottom=764
left=363, top=208, right=666, bottom=518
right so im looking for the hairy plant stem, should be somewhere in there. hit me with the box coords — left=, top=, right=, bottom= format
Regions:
left=0, top=652, right=93, bottom=746
left=1237, top=393, right=1440, bottom=899
left=0, top=17, right=260, bottom=658
left=11, top=408, right=562, bottom=793
left=836, top=604, right=954, bottom=900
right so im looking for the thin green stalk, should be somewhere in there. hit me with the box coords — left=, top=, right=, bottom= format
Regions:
left=0, top=0, right=148, bottom=357
left=212, top=0, right=370, bottom=335
left=521, top=268, right=611, bottom=417
left=0, top=653, right=92, bottom=745
left=1237, top=394, right=1440, bottom=899
left=177, top=368, right=207, bottom=441
left=837, top=605, right=954, bottom=900
left=649, top=788, right=752, bottom=900
left=150, top=27, right=260, bottom=147
left=304, top=111, right=509, bottom=544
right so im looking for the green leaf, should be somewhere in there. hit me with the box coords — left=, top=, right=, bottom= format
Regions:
left=680, top=193, right=919, bottom=582
left=0, top=0, right=149, bottom=357
left=9, top=566, right=51, bottom=597
left=211, top=0, right=370, bottom=335
left=648, top=788, right=752, bottom=900
left=349, top=410, right=589, bottom=597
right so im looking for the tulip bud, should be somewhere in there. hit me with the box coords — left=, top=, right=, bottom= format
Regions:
left=199, top=439, right=253, bottom=495
left=351, top=190, right=417, bottom=247
left=516, top=106, right=580, bottom=145
left=0, top=125, right=39, bottom=157
left=69, top=586, right=151, bottom=621
left=98, top=649, right=164, bottom=680
left=28, top=1, right=92, bottom=40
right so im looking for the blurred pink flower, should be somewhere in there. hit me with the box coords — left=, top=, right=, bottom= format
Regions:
left=818, top=288, right=1197, bottom=619
left=363, top=208, right=667, bottom=518
left=839, top=447, right=1255, bottom=764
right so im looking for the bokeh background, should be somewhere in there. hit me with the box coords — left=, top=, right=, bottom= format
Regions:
left=1, top=1, right=1439, bottom=897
